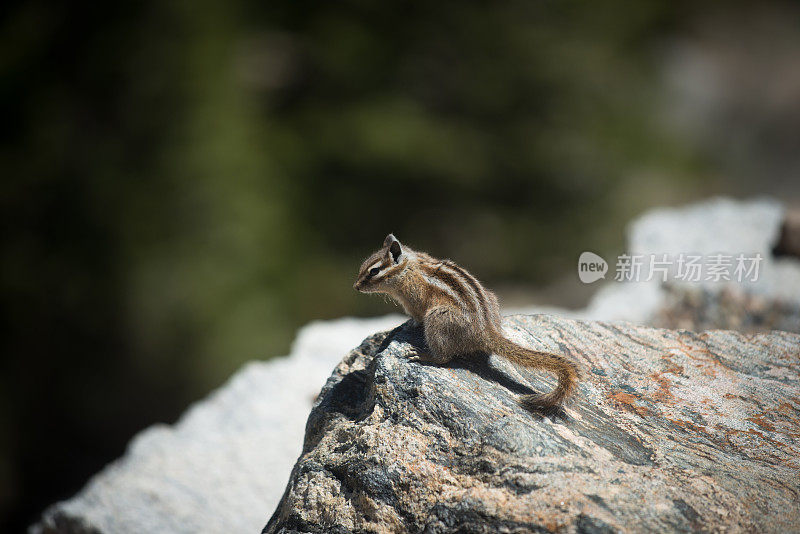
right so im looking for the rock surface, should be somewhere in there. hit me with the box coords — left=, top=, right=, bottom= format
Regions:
left=32, top=315, right=404, bottom=534
left=265, top=315, right=800, bottom=533
left=32, top=197, right=800, bottom=534
left=652, top=285, right=800, bottom=334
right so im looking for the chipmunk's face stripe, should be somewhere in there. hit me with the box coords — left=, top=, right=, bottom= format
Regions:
left=355, top=251, right=384, bottom=291
left=369, top=258, right=394, bottom=280
left=356, top=249, right=404, bottom=289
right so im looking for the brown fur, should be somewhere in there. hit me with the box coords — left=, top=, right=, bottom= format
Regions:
left=354, top=235, right=579, bottom=410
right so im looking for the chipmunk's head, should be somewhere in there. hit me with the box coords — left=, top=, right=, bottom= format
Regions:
left=354, top=234, right=408, bottom=293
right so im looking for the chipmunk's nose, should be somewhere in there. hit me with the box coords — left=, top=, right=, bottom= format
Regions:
left=353, top=280, right=361, bottom=291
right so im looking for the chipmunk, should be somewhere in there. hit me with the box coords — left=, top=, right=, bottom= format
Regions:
left=354, top=234, right=579, bottom=410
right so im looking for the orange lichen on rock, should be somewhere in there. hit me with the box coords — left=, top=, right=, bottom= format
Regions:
left=666, top=417, right=710, bottom=435
left=607, top=391, right=651, bottom=417
left=649, top=372, right=677, bottom=404
left=746, top=414, right=776, bottom=432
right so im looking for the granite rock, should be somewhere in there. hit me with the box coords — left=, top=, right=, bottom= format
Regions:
left=653, top=285, right=800, bottom=334
left=265, top=315, right=800, bottom=533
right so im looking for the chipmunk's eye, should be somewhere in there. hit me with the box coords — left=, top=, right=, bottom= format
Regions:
left=369, top=267, right=380, bottom=277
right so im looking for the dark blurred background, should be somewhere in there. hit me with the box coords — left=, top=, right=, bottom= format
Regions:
left=2, top=0, right=800, bottom=530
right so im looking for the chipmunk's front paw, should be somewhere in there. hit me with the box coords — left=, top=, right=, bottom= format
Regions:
left=407, top=351, right=433, bottom=363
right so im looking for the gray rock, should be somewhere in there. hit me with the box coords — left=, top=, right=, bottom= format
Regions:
left=32, top=315, right=404, bottom=534
left=33, top=197, right=800, bottom=534
left=265, top=315, right=800, bottom=533
left=652, top=285, right=800, bottom=334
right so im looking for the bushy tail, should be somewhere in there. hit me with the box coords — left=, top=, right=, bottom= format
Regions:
left=490, top=335, right=579, bottom=410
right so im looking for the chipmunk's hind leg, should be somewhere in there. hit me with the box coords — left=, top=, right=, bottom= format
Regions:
left=417, top=306, right=473, bottom=364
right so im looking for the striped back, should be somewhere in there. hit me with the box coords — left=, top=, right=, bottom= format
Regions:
left=417, top=258, right=501, bottom=330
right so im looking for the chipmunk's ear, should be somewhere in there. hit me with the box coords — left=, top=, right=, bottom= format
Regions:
left=389, top=240, right=402, bottom=263
left=384, top=234, right=402, bottom=262
left=385, top=236, right=402, bottom=263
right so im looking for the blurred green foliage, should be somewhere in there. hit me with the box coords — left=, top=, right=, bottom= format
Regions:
left=3, top=0, right=792, bottom=530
